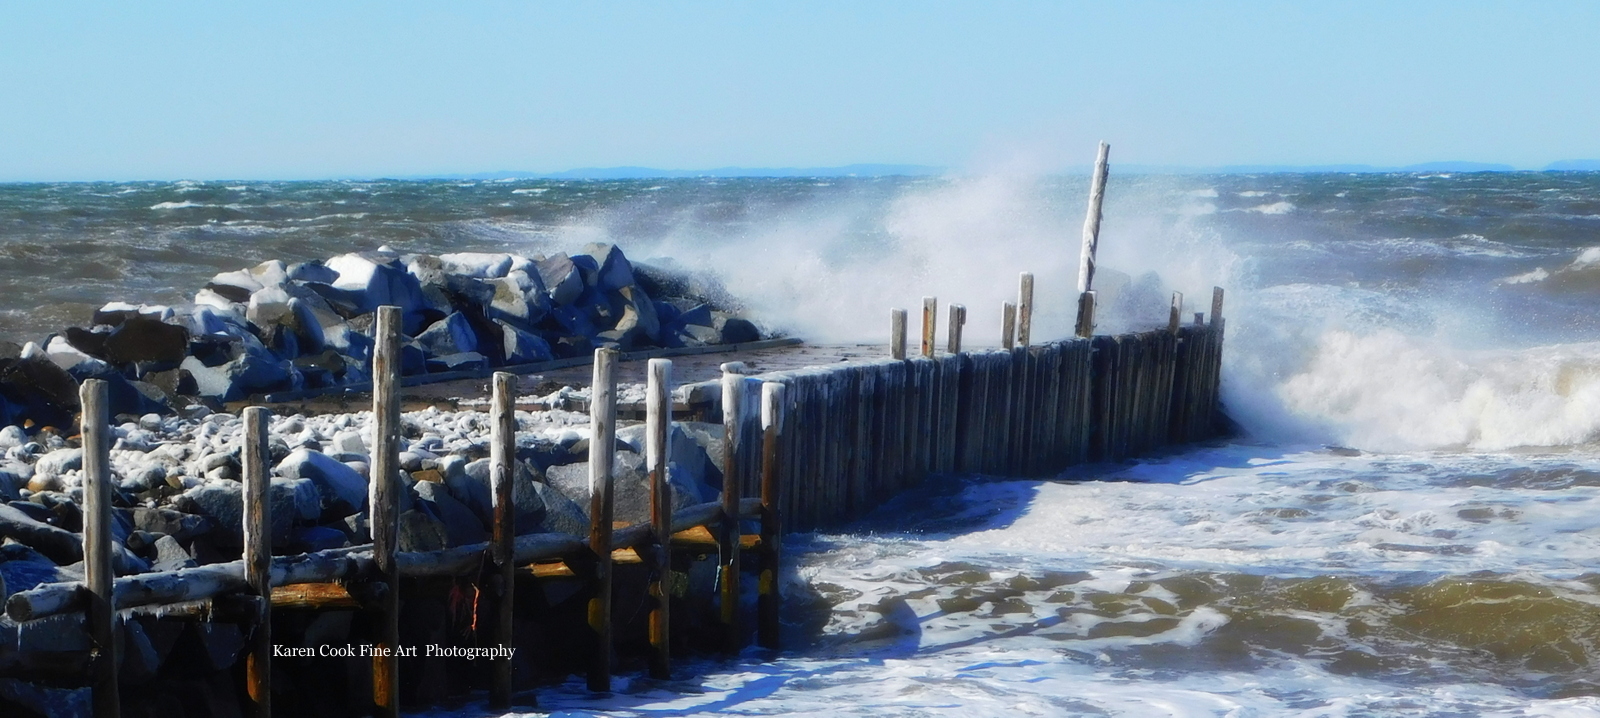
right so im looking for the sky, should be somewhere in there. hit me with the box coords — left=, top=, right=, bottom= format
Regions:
left=2, top=2, right=1598, bottom=181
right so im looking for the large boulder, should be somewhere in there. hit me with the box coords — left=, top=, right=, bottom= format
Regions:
left=545, top=450, right=705, bottom=527
left=414, top=480, right=487, bottom=546
left=439, top=252, right=514, bottom=279
left=326, top=252, right=429, bottom=334
left=0, top=355, right=79, bottom=430
left=416, top=312, right=478, bottom=357
left=536, top=254, right=584, bottom=307
left=585, top=243, right=636, bottom=293
left=274, top=448, right=367, bottom=515
left=497, top=321, right=553, bottom=365
left=102, top=316, right=190, bottom=365
left=487, top=270, right=552, bottom=330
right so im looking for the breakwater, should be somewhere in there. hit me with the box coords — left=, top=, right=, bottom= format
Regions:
left=0, top=278, right=1226, bottom=716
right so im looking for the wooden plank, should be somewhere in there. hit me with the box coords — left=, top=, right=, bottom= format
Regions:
left=369, top=305, right=402, bottom=718
left=758, top=382, right=785, bottom=650
left=489, top=371, right=517, bottom=708
left=647, top=359, right=673, bottom=679
left=1017, top=272, right=1034, bottom=348
left=270, top=582, right=361, bottom=610
left=588, top=347, right=619, bottom=692
left=720, top=371, right=749, bottom=653
left=242, top=405, right=272, bottom=718
left=81, top=379, right=119, bottom=718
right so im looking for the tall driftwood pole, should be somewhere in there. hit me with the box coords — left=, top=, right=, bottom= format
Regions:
left=646, top=358, right=674, bottom=679
left=370, top=305, right=402, bottom=717
left=1002, top=302, right=1017, bottom=350
left=81, top=379, right=120, bottom=718
left=489, top=371, right=518, bottom=709
left=1077, top=141, right=1110, bottom=338
left=588, top=347, right=619, bottom=692
left=242, top=406, right=272, bottom=718
left=921, top=296, right=937, bottom=357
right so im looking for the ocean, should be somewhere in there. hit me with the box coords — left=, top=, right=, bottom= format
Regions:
left=5, top=172, right=1600, bottom=715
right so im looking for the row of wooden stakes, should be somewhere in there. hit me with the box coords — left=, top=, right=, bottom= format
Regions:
left=53, top=305, right=789, bottom=717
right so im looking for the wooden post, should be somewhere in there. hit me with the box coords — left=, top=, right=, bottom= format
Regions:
left=1076, top=290, right=1097, bottom=338
left=588, top=347, right=618, bottom=692
left=921, top=296, right=937, bottom=357
left=81, top=379, right=119, bottom=718
left=720, top=371, right=747, bottom=653
left=1211, top=286, right=1225, bottom=326
left=1002, top=302, right=1016, bottom=350
left=1077, top=141, right=1110, bottom=295
left=1194, top=312, right=1204, bottom=326
left=1169, top=292, right=1184, bottom=335
left=489, top=371, right=517, bottom=709
left=370, top=305, right=402, bottom=717
left=947, top=304, right=966, bottom=354
left=1017, top=273, right=1034, bottom=348
left=890, top=308, right=907, bottom=360
left=646, top=359, right=673, bottom=679
left=758, top=381, right=785, bottom=650
left=242, top=406, right=272, bottom=718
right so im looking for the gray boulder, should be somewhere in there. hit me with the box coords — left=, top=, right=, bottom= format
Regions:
left=497, top=320, right=554, bottom=365
left=414, top=480, right=487, bottom=546
left=537, top=253, right=584, bottom=306
left=274, top=448, right=367, bottom=514
left=416, top=312, right=478, bottom=357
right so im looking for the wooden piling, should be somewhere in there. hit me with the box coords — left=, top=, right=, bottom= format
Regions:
left=890, top=308, right=907, bottom=360
left=1017, top=272, right=1034, bottom=348
left=720, top=371, right=748, bottom=653
left=489, top=371, right=517, bottom=708
left=588, top=347, right=618, bottom=692
left=1211, top=286, right=1225, bottom=326
left=758, top=382, right=785, bottom=650
left=1077, top=141, right=1110, bottom=295
left=1169, top=292, right=1184, bottom=335
left=922, top=296, right=937, bottom=357
left=242, top=405, right=271, bottom=718
left=1076, top=290, right=1097, bottom=338
left=1002, top=302, right=1016, bottom=350
left=1195, top=312, right=1204, bottom=326
left=81, top=379, right=119, bottom=718
left=947, top=304, right=966, bottom=354
left=370, top=304, right=402, bottom=717
left=646, top=359, right=673, bottom=679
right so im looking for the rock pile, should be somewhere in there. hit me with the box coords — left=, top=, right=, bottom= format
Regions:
left=0, top=243, right=763, bottom=430
left=0, top=400, right=737, bottom=716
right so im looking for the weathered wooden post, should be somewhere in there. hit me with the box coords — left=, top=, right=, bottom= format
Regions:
left=242, top=406, right=272, bottom=718
left=947, top=304, right=966, bottom=354
left=758, top=381, right=785, bottom=649
left=370, top=305, right=402, bottom=717
left=1017, top=272, right=1034, bottom=348
left=1211, top=287, right=1225, bottom=326
left=720, top=370, right=749, bottom=653
left=921, top=296, right=937, bottom=357
left=81, top=379, right=119, bottom=718
left=1169, top=292, right=1184, bottom=334
left=489, top=371, right=517, bottom=709
left=1076, top=141, right=1109, bottom=338
left=588, top=347, right=618, bottom=692
left=646, top=358, right=673, bottom=679
left=1194, top=312, right=1204, bottom=326
left=1002, top=302, right=1017, bottom=350
left=891, top=308, right=907, bottom=360
left=1076, top=291, right=1098, bottom=338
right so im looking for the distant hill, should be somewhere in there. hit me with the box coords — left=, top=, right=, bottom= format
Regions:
left=1546, top=160, right=1600, bottom=171
left=427, top=164, right=945, bottom=180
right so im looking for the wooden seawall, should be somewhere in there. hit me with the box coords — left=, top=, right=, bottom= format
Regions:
left=731, top=307, right=1227, bottom=533
left=1, top=289, right=1227, bottom=716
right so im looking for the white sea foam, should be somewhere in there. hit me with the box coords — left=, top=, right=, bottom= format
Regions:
left=1247, top=201, right=1295, bottom=215
left=148, top=200, right=207, bottom=210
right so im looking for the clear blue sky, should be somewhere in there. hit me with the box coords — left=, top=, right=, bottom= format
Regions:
left=2, top=2, right=1597, bottom=180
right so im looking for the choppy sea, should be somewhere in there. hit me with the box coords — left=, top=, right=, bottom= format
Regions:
left=5, top=172, right=1600, bottom=716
